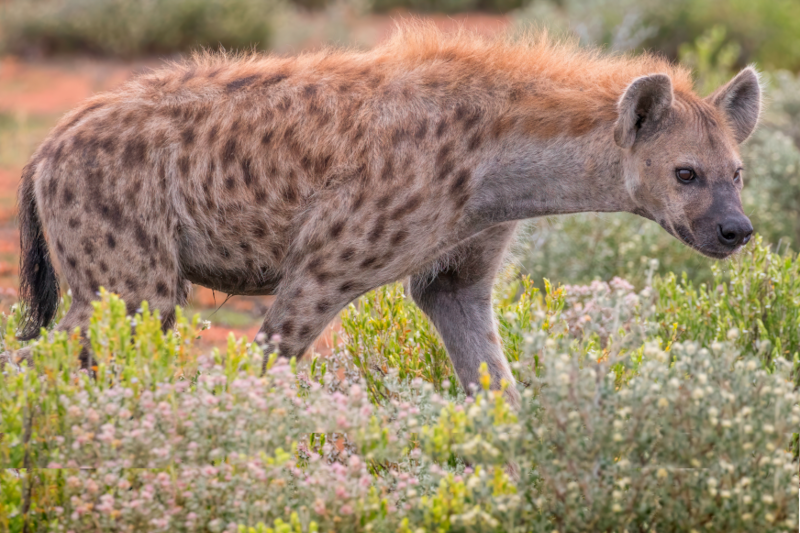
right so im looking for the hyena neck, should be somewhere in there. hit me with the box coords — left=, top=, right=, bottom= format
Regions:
left=470, top=118, right=635, bottom=228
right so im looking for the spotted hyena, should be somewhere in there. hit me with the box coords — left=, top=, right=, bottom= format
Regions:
left=14, top=25, right=760, bottom=404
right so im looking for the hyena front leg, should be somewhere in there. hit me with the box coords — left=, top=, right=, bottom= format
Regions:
left=257, top=271, right=375, bottom=372
left=409, top=222, right=520, bottom=407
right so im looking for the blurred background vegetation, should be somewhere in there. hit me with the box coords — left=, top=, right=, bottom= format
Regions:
left=2, top=0, right=800, bottom=67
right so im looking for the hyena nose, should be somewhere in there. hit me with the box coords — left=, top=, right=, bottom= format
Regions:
left=717, top=217, right=754, bottom=247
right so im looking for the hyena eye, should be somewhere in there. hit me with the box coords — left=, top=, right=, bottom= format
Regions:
left=676, top=168, right=696, bottom=183
left=733, top=169, right=742, bottom=182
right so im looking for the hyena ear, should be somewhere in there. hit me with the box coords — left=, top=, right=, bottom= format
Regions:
left=707, top=66, right=762, bottom=144
left=614, top=74, right=674, bottom=149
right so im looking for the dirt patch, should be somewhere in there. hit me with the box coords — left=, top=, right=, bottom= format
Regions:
left=0, top=56, right=152, bottom=115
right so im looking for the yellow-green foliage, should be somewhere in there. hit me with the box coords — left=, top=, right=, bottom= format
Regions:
left=340, top=283, right=455, bottom=399
left=0, top=241, right=798, bottom=532
left=655, top=235, right=800, bottom=384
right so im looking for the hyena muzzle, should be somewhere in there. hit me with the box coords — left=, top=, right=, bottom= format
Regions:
left=12, top=26, right=761, bottom=405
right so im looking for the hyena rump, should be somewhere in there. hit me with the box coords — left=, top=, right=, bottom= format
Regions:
left=15, top=25, right=760, bottom=404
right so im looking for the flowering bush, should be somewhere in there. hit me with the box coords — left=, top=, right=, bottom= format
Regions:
left=1, top=246, right=798, bottom=533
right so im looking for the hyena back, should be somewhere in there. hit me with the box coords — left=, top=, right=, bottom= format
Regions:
left=16, top=25, right=761, bottom=404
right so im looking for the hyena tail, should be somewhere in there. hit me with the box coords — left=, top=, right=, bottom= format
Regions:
left=17, top=163, right=59, bottom=341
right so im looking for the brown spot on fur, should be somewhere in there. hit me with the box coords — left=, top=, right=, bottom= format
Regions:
left=98, top=136, right=117, bottom=153
left=278, top=97, right=293, bottom=112
left=97, top=200, right=124, bottom=228
left=329, top=220, right=345, bottom=238
left=241, top=158, right=254, bottom=187
left=263, top=73, right=288, bottom=87
left=390, top=194, right=422, bottom=220
left=106, top=233, right=116, bottom=249
left=368, top=215, right=387, bottom=243
left=376, top=195, right=392, bottom=209
left=178, top=156, right=190, bottom=177
left=226, top=75, right=259, bottom=92
left=133, top=223, right=151, bottom=251
left=222, top=138, right=237, bottom=166
left=390, top=230, right=409, bottom=245
left=435, top=119, right=448, bottom=138
left=467, top=132, right=483, bottom=151
left=156, top=281, right=169, bottom=296
left=380, top=158, right=394, bottom=182
left=450, top=169, right=470, bottom=193
left=254, top=221, right=268, bottom=239
left=62, top=186, right=74, bottom=206
left=181, top=127, right=195, bottom=145
left=415, top=120, right=428, bottom=140
left=339, top=280, right=357, bottom=293
left=282, top=184, right=298, bottom=203
left=352, top=191, right=366, bottom=212
left=436, top=159, right=454, bottom=182
left=122, top=139, right=147, bottom=168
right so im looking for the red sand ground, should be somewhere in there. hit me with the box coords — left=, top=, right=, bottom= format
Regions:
left=0, top=14, right=509, bottom=354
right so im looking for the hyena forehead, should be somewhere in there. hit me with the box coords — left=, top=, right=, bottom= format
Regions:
left=646, top=96, right=744, bottom=173
left=617, top=66, right=761, bottom=168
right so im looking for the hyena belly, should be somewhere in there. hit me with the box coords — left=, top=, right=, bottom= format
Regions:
left=177, top=201, right=287, bottom=296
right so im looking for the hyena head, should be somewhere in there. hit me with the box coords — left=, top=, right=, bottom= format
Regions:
left=614, top=67, right=762, bottom=259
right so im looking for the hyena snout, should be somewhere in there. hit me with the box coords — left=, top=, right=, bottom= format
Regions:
left=717, top=215, right=753, bottom=247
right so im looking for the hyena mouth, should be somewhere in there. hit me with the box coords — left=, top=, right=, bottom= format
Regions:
left=667, top=223, right=734, bottom=260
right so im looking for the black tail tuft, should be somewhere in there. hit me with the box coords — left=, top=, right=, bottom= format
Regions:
left=17, top=163, right=59, bottom=341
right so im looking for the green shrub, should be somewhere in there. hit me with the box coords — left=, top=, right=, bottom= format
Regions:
left=1, top=282, right=796, bottom=531
left=0, top=0, right=281, bottom=57
left=654, top=235, right=800, bottom=383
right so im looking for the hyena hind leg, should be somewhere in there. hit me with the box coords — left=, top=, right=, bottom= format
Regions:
left=5, top=301, right=95, bottom=369
left=8, top=280, right=191, bottom=371
left=408, top=222, right=520, bottom=407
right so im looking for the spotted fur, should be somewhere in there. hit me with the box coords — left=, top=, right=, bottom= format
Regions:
left=15, top=23, right=761, bottom=404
